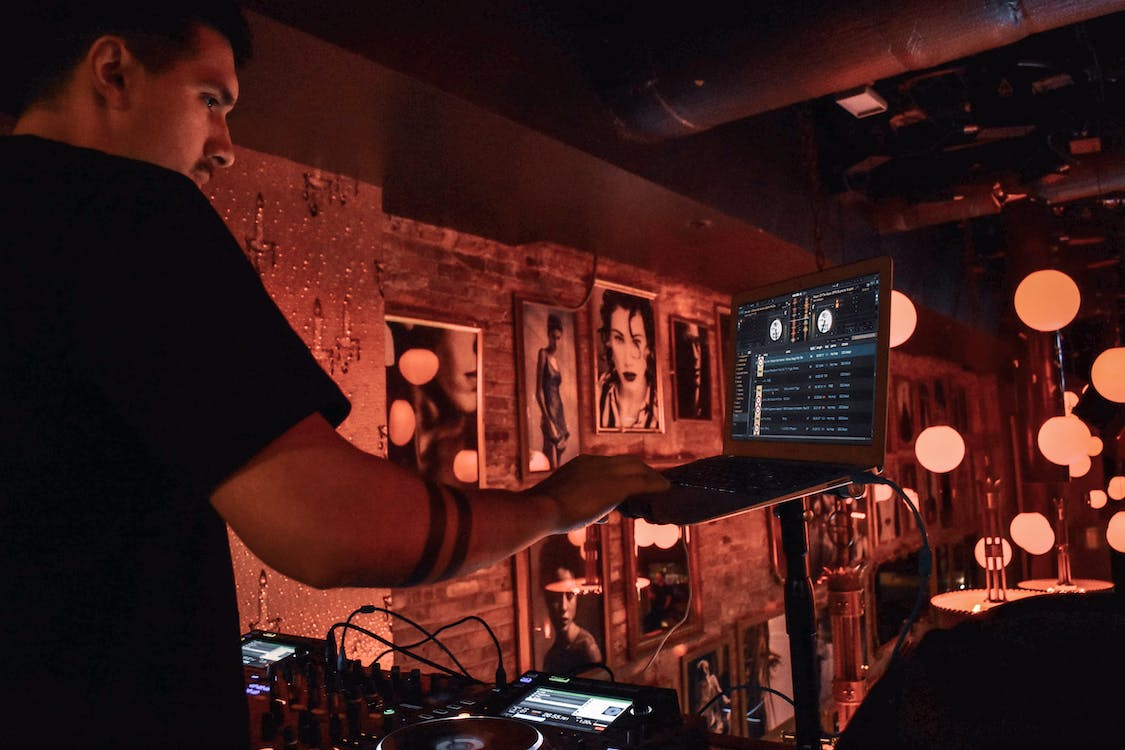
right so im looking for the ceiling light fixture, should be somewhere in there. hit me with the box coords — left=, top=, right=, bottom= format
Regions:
left=834, top=86, right=888, bottom=119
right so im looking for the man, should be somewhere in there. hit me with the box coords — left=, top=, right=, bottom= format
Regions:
left=1, top=3, right=668, bottom=747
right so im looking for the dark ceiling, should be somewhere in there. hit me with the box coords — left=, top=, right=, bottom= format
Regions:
left=245, top=1, right=1124, bottom=369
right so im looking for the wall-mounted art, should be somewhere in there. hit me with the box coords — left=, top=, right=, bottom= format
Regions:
left=590, top=281, right=664, bottom=433
left=514, top=296, right=581, bottom=477
left=384, top=315, right=484, bottom=488
left=669, top=316, right=712, bottom=421
left=523, top=528, right=609, bottom=676
left=681, top=636, right=735, bottom=735
left=624, top=519, right=702, bottom=658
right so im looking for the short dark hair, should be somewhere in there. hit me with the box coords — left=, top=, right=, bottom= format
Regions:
left=6, top=1, right=252, bottom=115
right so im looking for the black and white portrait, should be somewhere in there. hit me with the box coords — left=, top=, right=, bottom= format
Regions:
left=671, top=317, right=711, bottom=420
left=592, top=282, right=663, bottom=432
left=516, top=299, right=580, bottom=475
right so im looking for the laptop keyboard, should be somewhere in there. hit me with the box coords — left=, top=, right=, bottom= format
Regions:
left=664, top=456, right=855, bottom=495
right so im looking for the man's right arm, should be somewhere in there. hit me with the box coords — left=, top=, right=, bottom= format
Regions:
left=211, top=412, right=668, bottom=589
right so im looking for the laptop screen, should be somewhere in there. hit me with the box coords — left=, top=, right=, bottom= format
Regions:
left=724, top=256, right=891, bottom=467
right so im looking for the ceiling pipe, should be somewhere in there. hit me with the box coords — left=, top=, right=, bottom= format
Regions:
left=601, top=0, right=1125, bottom=142
left=873, top=152, right=1125, bottom=232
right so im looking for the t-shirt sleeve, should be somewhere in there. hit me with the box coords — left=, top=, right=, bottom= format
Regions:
left=66, top=165, right=350, bottom=493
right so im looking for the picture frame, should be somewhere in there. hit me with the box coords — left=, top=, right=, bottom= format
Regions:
left=590, top=281, right=664, bottom=433
left=669, top=315, right=712, bottom=421
left=733, top=615, right=773, bottom=738
left=715, top=304, right=732, bottom=431
left=523, top=527, right=610, bottom=676
left=624, top=518, right=702, bottom=659
left=383, top=314, right=485, bottom=488
left=681, top=636, right=735, bottom=735
left=514, top=296, right=582, bottom=477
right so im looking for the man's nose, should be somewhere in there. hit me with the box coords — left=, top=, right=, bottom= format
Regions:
left=208, top=119, right=236, bottom=169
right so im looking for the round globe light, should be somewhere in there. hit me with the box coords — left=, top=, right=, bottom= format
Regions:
left=1107, top=512, right=1125, bottom=553
left=915, top=425, right=966, bottom=473
left=452, top=449, right=478, bottom=483
left=872, top=483, right=894, bottom=502
left=1090, top=490, right=1108, bottom=509
left=1009, top=512, right=1055, bottom=555
left=388, top=399, right=416, bottom=446
left=1069, top=454, right=1092, bottom=478
left=1091, top=347, right=1125, bottom=403
left=1063, top=390, right=1080, bottom=414
left=974, top=536, right=1012, bottom=569
left=528, top=451, right=551, bottom=472
left=653, top=524, right=682, bottom=549
left=1088, top=435, right=1104, bottom=457
left=889, top=290, right=917, bottom=348
left=1036, top=415, right=1092, bottom=466
left=1109, top=476, right=1125, bottom=501
left=398, top=347, right=440, bottom=385
left=1013, top=269, right=1081, bottom=331
left=633, top=518, right=657, bottom=548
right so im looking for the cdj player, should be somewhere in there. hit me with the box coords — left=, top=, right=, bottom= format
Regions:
left=241, top=630, right=700, bottom=749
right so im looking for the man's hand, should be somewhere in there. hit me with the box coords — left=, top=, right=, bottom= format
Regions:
left=528, top=454, right=670, bottom=533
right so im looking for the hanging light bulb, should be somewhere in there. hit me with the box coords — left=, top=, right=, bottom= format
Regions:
left=1108, top=476, right=1125, bottom=501
left=1009, top=512, right=1055, bottom=555
left=1063, top=390, right=1080, bottom=414
left=1091, top=347, right=1125, bottom=403
left=1107, top=512, right=1125, bottom=553
left=1013, top=269, right=1081, bottom=331
left=889, top=290, right=917, bottom=348
left=1036, top=415, right=1092, bottom=466
left=1090, top=490, right=1108, bottom=509
left=872, top=483, right=894, bottom=502
left=914, top=425, right=966, bottom=473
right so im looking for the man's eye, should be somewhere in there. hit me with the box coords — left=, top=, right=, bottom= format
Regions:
left=203, top=95, right=219, bottom=110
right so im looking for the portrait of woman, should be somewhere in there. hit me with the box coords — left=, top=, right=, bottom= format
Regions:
left=517, top=299, right=580, bottom=475
left=530, top=532, right=606, bottom=675
left=384, top=316, right=483, bottom=488
left=592, top=284, right=663, bottom=432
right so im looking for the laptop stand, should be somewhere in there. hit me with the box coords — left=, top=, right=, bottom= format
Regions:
left=775, top=497, right=827, bottom=750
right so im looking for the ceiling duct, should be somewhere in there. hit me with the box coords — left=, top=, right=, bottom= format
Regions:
left=601, top=0, right=1125, bottom=142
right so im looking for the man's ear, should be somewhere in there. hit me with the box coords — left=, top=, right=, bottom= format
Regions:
left=86, top=35, right=136, bottom=110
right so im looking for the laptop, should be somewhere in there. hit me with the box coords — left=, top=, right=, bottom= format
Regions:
left=618, top=255, right=892, bottom=525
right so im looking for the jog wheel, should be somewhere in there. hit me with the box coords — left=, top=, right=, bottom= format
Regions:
left=375, top=716, right=544, bottom=750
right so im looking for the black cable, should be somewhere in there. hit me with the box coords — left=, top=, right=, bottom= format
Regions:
left=371, top=613, right=505, bottom=688
left=697, top=682, right=794, bottom=715
left=326, top=621, right=483, bottom=684
left=337, top=604, right=377, bottom=671
left=851, top=470, right=933, bottom=669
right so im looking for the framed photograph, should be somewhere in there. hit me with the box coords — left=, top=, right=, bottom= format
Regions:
left=590, top=281, right=664, bottom=433
left=715, top=304, right=732, bottom=430
left=733, top=616, right=773, bottom=738
left=514, top=297, right=581, bottom=477
left=891, top=376, right=916, bottom=451
left=525, top=527, right=609, bottom=676
left=384, top=315, right=484, bottom=488
left=669, top=316, right=712, bottom=421
left=681, top=637, right=734, bottom=735
left=624, top=519, right=702, bottom=658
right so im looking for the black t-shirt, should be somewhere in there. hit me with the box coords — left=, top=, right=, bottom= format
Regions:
left=0, top=136, right=350, bottom=747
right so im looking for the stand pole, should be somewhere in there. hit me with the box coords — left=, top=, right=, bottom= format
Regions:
left=776, top=497, right=825, bottom=750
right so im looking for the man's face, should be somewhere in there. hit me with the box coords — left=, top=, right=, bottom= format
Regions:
left=122, top=24, right=239, bottom=187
